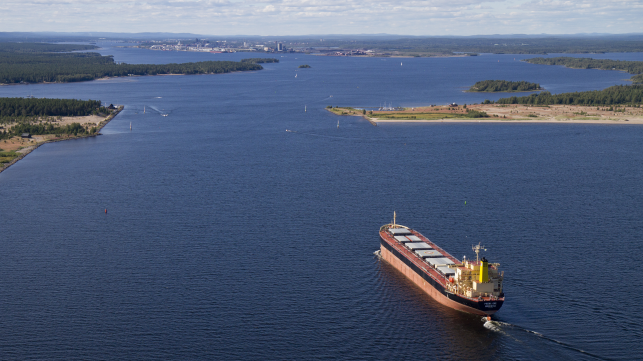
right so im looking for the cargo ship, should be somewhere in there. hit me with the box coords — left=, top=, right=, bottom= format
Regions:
left=379, top=213, right=504, bottom=316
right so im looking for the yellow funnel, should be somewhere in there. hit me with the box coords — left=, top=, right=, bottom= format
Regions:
left=479, top=257, right=489, bottom=283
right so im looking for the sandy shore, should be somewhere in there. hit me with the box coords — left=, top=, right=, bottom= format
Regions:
left=365, top=104, right=643, bottom=125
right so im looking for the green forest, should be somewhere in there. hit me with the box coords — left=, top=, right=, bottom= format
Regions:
left=525, top=57, right=643, bottom=74
left=0, top=98, right=107, bottom=139
left=0, top=97, right=103, bottom=118
left=469, top=80, right=542, bottom=92
left=0, top=42, right=97, bottom=53
left=240, top=58, right=279, bottom=63
left=0, top=43, right=265, bottom=84
left=525, top=57, right=643, bottom=83
left=487, top=85, right=643, bottom=105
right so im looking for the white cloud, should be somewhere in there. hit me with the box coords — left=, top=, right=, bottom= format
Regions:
left=0, top=0, right=642, bottom=34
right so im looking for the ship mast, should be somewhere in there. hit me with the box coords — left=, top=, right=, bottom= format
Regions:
left=472, top=242, right=486, bottom=263
left=393, top=211, right=396, bottom=227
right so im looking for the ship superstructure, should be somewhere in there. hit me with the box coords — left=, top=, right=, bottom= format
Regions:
left=379, top=213, right=504, bottom=316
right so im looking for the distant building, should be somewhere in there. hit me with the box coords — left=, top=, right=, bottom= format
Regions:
left=277, top=42, right=284, bottom=51
left=21, top=133, right=31, bottom=138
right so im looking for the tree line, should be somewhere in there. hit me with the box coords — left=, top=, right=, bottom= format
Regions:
left=469, top=80, right=541, bottom=92
left=486, top=85, right=643, bottom=105
left=0, top=97, right=103, bottom=118
left=525, top=57, right=643, bottom=83
left=241, top=58, right=279, bottom=63
left=0, top=42, right=97, bottom=53
left=302, top=35, right=643, bottom=55
left=9, top=122, right=90, bottom=137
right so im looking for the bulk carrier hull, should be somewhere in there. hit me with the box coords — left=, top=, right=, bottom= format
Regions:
left=379, top=225, right=504, bottom=316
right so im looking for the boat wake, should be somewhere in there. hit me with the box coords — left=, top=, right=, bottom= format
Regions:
left=483, top=319, right=610, bottom=360
left=373, top=250, right=382, bottom=259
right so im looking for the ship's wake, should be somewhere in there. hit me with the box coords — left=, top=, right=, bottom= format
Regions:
left=483, top=319, right=611, bottom=360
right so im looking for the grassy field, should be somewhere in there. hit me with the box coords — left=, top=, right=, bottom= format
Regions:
left=326, top=106, right=488, bottom=120
left=0, top=149, right=20, bottom=165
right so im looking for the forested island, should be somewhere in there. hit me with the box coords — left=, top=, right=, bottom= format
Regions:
left=0, top=43, right=267, bottom=84
left=485, top=84, right=643, bottom=105
left=525, top=57, right=643, bottom=84
left=240, top=58, right=279, bottom=64
left=469, top=80, right=542, bottom=92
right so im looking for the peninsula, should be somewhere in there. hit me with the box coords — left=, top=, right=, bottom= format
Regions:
left=0, top=97, right=122, bottom=173
left=329, top=103, right=643, bottom=125
left=328, top=84, right=643, bottom=125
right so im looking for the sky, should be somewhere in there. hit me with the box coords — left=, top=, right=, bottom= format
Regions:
left=1, top=0, right=642, bottom=36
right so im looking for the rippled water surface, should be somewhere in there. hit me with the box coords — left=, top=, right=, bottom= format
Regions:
left=1, top=45, right=642, bottom=360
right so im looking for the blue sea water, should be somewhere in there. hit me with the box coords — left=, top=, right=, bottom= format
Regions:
left=1, top=45, right=642, bottom=360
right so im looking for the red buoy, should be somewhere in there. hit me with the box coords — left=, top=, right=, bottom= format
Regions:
left=105, top=209, right=107, bottom=213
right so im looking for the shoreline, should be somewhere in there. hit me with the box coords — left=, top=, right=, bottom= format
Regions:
left=0, top=106, right=123, bottom=174
left=464, top=89, right=544, bottom=93
left=327, top=104, right=643, bottom=126
left=371, top=117, right=640, bottom=124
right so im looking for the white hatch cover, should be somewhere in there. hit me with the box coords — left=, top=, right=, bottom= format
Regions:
left=415, top=250, right=443, bottom=258
left=394, top=236, right=409, bottom=242
left=426, top=257, right=455, bottom=266
left=389, top=228, right=411, bottom=235
left=437, top=266, right=456, bottom=277
left=406, top=242, right=433, bottom=250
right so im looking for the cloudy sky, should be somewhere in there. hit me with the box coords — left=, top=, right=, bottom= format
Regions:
left=1, top=0, right=642, bottom=36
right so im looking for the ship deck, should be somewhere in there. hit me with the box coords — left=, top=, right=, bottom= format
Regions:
left=380, top=227, right=502, bottom=304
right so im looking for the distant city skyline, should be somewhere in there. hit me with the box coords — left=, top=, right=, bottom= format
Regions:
left=1, top=0, right=642, bottom=36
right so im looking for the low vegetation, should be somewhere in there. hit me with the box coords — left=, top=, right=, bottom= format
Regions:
left=0, top=149, right=20, bottom=164
left=469, top=80, right=542, bottom=92
left=298, top=64, right=311, bottom=68
left=326, top=106, right=489, bottom=119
